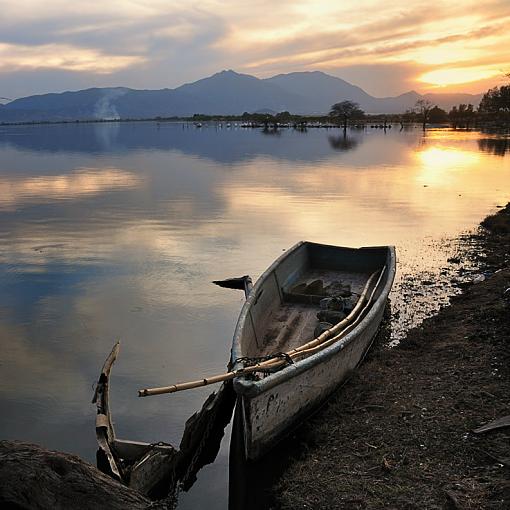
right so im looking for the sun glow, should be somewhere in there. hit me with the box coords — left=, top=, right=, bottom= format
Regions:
left=418, top=147, right=480, bottom=168
left=418, top=66, right=502, bottom=88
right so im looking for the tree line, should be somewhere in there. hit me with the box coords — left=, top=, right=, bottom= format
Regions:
left=328, top=74, right=510, bottom=129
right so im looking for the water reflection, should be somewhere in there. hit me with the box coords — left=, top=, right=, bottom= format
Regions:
left=478, top=137, right=510, bottom=156
left=261, top=125, right=282, bottom=136
left=0, top=168, right=142, bottom=210
left=328, top=131, right=359, bottom=151
left=417, top=147, right=480, bottom=169
left=416, top=147, right=481, bottom=186
left=0, top=122, right=375, bottom=164
left=0, top=124, right=508, bottom=509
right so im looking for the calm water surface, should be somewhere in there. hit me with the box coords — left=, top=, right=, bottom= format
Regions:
left=0, top=123, right=508, bottom=508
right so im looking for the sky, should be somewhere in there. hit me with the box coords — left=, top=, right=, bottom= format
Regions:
left=1, top=0, right=509, bottom=100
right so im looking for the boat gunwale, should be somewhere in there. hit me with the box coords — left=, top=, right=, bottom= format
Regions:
left=230, top=242, right=396, bottom=397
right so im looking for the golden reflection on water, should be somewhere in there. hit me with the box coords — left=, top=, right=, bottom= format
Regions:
left=417, top=146, right=480, bottom=171
left=415, top=147, right=481, bottom=189
left=0, top=168, right=142, bottom=210
left=222, top=138, right=507, bottom=249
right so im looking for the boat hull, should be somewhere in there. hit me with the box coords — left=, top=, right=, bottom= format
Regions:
left=240, top=297, right=383, bottom=459
left=231, top=242, right=395, bottom=460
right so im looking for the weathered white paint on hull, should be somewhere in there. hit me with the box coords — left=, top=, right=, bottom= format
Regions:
left=242, top=301, right=383, bottom=459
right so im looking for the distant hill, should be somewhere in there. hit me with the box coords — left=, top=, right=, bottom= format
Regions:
left=265, top=71, right=375, bottom=113
left=0, top=70, right=482, bottom=122
left=422, top=92, right=483, bottom=111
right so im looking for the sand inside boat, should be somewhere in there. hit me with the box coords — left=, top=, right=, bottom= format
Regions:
left=258, top=270, right=370, bottom=356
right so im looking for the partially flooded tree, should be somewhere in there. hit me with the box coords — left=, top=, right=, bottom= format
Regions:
left=399, top=108, right=417, bottom=128
left=414, top=99, right=434, bottom=130
left=448, top=104, right=475, bottom=128
left=329, top=101, right=365, bottom=129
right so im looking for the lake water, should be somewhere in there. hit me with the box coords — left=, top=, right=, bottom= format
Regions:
left=0, top=123, right=508, bottom=508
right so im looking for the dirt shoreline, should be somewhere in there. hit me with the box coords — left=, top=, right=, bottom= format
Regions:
left=272, top=204, right=510, bottom=509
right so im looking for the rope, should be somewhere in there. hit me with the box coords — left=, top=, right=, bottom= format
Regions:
left=235, top=352, right=294, bottom=372
left=148, top=441, right=174, bottom=449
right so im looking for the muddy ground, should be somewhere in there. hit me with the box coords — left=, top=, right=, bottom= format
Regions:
left=272, top=204, right=510, bottom=510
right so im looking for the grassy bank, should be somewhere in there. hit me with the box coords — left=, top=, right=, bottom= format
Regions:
left=272, top=205, right=510, bottom=509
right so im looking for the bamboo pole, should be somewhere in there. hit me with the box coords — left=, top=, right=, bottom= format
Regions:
left=139, top=266, right=386, bottom=397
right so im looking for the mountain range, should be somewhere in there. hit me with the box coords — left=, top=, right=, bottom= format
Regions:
left=0, top=70, right=482, bottom=122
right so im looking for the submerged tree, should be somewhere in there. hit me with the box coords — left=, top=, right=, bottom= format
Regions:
left=448, top=104, right=475, bottom=128
left=329, top=101, right=365, bottom=129
left=414, top=99, right=434, bottom=130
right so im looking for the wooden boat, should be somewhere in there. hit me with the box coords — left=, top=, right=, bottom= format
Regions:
left=230, top=241, right=396, bottom=460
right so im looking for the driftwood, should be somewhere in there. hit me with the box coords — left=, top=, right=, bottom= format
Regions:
left=93, top=341, right=122, bottom=480
left=0, top=440, right=174, bottom=509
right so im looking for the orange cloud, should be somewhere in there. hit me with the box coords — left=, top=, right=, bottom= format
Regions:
left=218, top=2, right=510, bottom=94
left=0, top=0, right=509, bottom=96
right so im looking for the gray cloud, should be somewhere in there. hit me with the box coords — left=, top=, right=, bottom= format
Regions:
left=0, top=6, right=227, bottom=54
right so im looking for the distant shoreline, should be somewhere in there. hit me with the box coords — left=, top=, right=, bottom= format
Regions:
left=2, top=111, right=509, bottom=130
left=1, top=116, right=506, bottom=130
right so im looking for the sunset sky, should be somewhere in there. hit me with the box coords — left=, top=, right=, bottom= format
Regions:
left=1, top=0, right=509, bottom=99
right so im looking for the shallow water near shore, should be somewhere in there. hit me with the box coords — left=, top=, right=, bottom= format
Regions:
left=0, top=123, right=508, bottom=508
